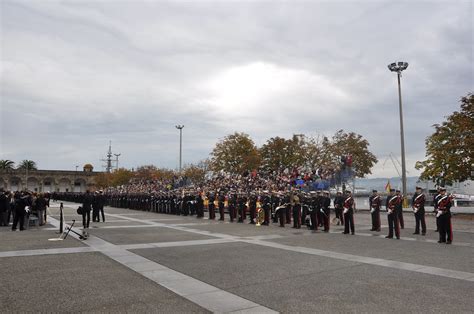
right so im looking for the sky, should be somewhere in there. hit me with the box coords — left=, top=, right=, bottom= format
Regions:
left=1, top=0, right=472, bottom=177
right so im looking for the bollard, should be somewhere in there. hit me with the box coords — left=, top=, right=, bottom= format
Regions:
left=59, top=202, right=64, bottom=234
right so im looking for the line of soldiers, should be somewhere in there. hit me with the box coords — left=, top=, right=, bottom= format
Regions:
left=368, top=186, right=453, bottom=243
left=55, top=185, right=454, bottom=244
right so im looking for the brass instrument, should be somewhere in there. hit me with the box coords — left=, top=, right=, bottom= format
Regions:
left=256, top=201, right=265, bottom=226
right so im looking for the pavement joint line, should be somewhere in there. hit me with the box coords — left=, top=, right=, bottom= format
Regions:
left=46, top=215, right=278, bottom=314
left=104, top=211, right=474, bottom=282
left=0, top=247, right=98, bottom=258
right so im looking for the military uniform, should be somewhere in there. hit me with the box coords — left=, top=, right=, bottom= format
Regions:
left=342, top=191, right=355, bottom=235
left=412, top=187, right=426, bottom=235
left=436, top=188, right=453, bottom=244
left=385, top=189, right=400, bottom=239
left=369, top=190, right=381, bottom=231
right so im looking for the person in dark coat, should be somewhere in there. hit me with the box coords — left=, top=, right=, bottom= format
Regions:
left=82, top=190, right=93, bottom=233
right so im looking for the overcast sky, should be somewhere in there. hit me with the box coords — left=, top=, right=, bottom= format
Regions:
left=1, top=0, right=472, bottom=177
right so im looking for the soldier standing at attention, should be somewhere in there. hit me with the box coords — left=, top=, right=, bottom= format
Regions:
left=433, top=187, right=442, bottom=232
left=309, top=191, right=318, bottom=230
left=248, top=193, right=257, bottom=224
left=333, top=191, right=344, bottom=226
left=292, top=193, right=302, bottom=229
left=322, top=191, right=331, bottom=232
left=342, top=190, right=355, bottom=235
left=369, top=190, right=381, bottom=232
left=261, top=191, right=271, bottom=226
left=436, top=187, right=453, bottom=244
left=218, top=192, right=225, bottom=221
left=395, top=189, right=404, bottom=229
left=385, top=189, right=400, bottom=239
left=412, top=186, right=426, bottom=235
left=208, top=192, right=216, bottom=220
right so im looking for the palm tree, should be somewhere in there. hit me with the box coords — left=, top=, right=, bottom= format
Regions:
left=0, top=159, right=15, bottom=170
left=17, top=160, right=38, bottom=170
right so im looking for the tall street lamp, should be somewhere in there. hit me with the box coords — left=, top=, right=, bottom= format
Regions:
left=175, top=125, right=184, bottom=172
left=388, top=61, right=409, bottom=199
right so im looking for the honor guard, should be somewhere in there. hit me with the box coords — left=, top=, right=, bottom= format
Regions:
left=218, top=192, right=225, bottom=221
left=248, top=193, right=257, bottom=224
left=395, top=189, right=404, bottom=229
left=433, top=187, right=442, bottom=232
left=208, top=192, right=216, bottom=220
left=261, top=191, right=271, bottom=226
left=292, top=193, right=302, bottom=229
left=412, top=186, right=426, bottom=235
left=333, top=191, right=344, bottom=226
left=321, top=191, right=331, bottom=232
left=369, top=190, right=381, bottom=232
left=228, top=192, right=237, bottom=222
left=309, top=191, right=318, bottom=230
left=342, top=190, right=355, bottom=235
left=385, top=189, right=400, bottom=239
left=436, top=187, right=453, bottom=244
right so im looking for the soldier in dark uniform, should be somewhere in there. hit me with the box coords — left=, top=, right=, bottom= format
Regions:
left=436, top=187, right=453, bottom=244
left=195, top=193, right=204, bottom=218
left=321, top=191, right=331, bottom=232
left=284, top=192, right=291, bottom=224
left=342, top=190, right=355, bottom=235
left=228, top=192, right=237, bottom=222
left=218, top=192, right=225, bottom=221
left=412, top=186, right=426, bottom=235
left=433, top=187, right=441, bottom=232
left=11, top=191, right=31, bottom=231
left=395, top=189, right=404, bottom=229
left=248, top=193, right=257, bottom=224
left=271, top=192, right=280, bottom=223
left=81, top=190, right=93, bottom=236
left=208, top=192, right=216, bottom=220
left=385, top=189, right=400, bottom=239
left=261, top=191, right=271, bottom=226
left=333, top=191, right=344, bottom=226
left=369, top=190, right=381, bottom=231
left=237, top=193, right=247, bottom=223
left=309, top=191, right=318, bottom=230
left=316, top=190, right=324, bottom=227
left=292, top=193, right=301, bottom=229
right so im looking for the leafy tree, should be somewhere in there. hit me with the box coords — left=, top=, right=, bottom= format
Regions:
left=415, top=93, right=474, bottom=185
left=17, top=160, right=38, bottom=170
left=94, top=172, right=112, bottom=188
left=327, top=130, right=378, bottom=178
left=0, top=160, right=15, bottom=170
left=210, top=132, right=261, bottom=174
left=260, top=135, right=306, bottom=172
left=183, top=164, right=206, bottom=184
left=110, top=168, right=134, bottom=187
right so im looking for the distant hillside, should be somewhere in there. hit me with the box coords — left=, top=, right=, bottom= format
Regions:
left=355, top=177, right=420, bottom=192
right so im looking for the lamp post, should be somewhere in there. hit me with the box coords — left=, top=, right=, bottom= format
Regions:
left=175, top=125, right=184, bottom=172
left=388, top=61, right=409, bottom=199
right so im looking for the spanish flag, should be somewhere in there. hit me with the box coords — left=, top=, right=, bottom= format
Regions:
left=385, top=180, right=391, bottom=193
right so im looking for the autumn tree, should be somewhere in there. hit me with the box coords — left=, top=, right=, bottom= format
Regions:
left=210, top=132, right=261, bottom=174
left=183, top=164, right=206, bottom=184
left=260, top=135, right=306, bottom=172
left=415, top=93, right=474, bottom=185
left=326, top=130, right=378, bottom=178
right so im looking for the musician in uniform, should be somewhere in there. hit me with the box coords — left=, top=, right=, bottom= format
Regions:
left=369, top=190, right=381, bottom=232
left=395, top=189, right=404, bottom=229
left=385, top=189, right=400, bottom=239
left=321, top=191, right=331, bottom=232
left=309, top=191, right=318, bottom=230
left=333, top=191, right=344, bottom=226
left=342, top=190, right=355, bottom=235
left=248, top=193, right=257, bottom=224
left=208, top=192, right=216, bottom=220
left=237, top=193, right=246, bottom=223
left=412, top=186, right=426, bottom=235
left=436, top=187, right=453, bottom=244
left=433, top=187, right=442, bottom=232
left=292, top=193, right=302, bottom=229
left=261, top=191, right=271, bottom=226
left=218, top=192, right=225, bottom=221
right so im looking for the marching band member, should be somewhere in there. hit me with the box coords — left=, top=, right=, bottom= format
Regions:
left=322, top=191, right=331, bottom=232
left=369, top=190, right=381, bottom=232
left=412, top=186, right=426, bottom=235
left=395, top=189, right=404, bottom=229
left=218, top=191, right=225, bottom=221
left=436, top=187, right=453, bottom=244
left=309, top=191, right=318, bottom=230
left=208, top=192, right=216, bottom=220
left=333, top=191, right=344, bottom=226
left=385, top=189, right=400, bottom=239
left=342, top=190, right=355, bottom=235
left=292, top=193, right=302, bottom=229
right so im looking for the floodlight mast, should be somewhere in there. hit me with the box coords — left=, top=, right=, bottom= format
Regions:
left=388, top=61, right=409, bottom=199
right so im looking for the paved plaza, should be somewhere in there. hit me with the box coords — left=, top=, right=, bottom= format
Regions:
left=1, top=202, right=473, bottom=313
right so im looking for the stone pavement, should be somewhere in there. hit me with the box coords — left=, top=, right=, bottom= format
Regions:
left=0, top=202, right=473, bottom=313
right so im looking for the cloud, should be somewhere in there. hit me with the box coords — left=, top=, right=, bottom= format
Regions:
left=0, top=0, right=472, bottom=177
